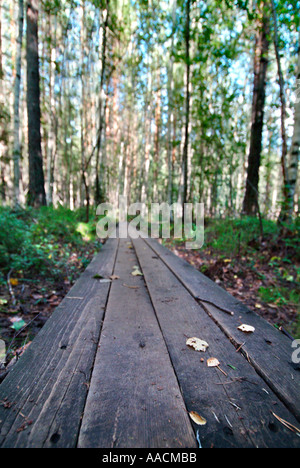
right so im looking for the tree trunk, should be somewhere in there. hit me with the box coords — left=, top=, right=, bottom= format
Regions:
left=182, top=0, right=190, bottom=207
left=13, top=0, right=24, bottom=207
left=270, top=0, right=290, bottom=223
left=26, top=0, right=46, bottom=207
left=242, top=1, right=270, bottom=216
left=0, top=0, right=3, bottom=84
left=280, top=29, right=300, bottom=222
left=95, top=1, right=109, bottom=205
left=46, top=12, right=57, bottom=206
left=0, top=0, right=6, bottom=203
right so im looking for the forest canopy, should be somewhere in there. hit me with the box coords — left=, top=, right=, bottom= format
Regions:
left=0, top=0, right=299, bottom=223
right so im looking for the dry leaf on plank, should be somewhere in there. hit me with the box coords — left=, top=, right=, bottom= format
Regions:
left=207, top=357, right=220, bottom=368
left=186, top=337, right=209, bottom=352
left=189, top=411, right=207, bottom=426
left=238, top=324, right=255, bottom=334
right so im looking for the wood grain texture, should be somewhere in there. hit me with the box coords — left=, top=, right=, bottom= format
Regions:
left=0, top=239, right=118, bottom=448
left=145, top=237, right=300, bottom=423
left=1, top=234, right=299, bottom=448
left=78, top=238, right=197, bottom=448
left=133, top=238, right=300, bottom=448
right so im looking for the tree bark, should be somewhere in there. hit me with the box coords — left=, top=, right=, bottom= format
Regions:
left=95, top=1, right=109, bottom=205
left=270, top=0, right=290, bottom=223
left=26, top=0, right=46, bottom=207
left=167, top=0, right=176, bottom=206
left=242, top=1, right=270, bottom=216
left=46, top=12, right=57, bottom=206
left=182, top=0, right=190, bottom=208
left=280, top=29, right=300, bottom=222
left=13, top=0, right=24, bottom=207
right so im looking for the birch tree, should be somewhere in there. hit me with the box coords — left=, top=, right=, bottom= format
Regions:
left=283, top=30, right=300, bottom=221
left=13, top=0, right=24, bottom=206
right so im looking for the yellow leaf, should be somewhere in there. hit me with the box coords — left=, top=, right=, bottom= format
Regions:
left=189, top=411, right=207, bottom=426
left=9, top=278, right=18, bottom=286
left=132, top=266, right=143, bottom=276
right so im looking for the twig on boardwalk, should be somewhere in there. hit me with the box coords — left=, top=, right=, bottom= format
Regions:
left=196, top=297, right=234, bottom=316
left=236, top=341, right=246, bottom=353
left=271, top=412, right=300, bottom=436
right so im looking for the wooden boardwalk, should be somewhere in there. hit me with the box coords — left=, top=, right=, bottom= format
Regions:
left=0, top=237, right=300, bottom=448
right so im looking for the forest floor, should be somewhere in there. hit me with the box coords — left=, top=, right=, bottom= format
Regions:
left=0, top=206, right=101, bottom=376
left=163, top=217, right=300, bottom=340
left=0, top=210, right=299, bottom=380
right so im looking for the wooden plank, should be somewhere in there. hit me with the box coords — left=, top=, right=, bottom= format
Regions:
left=133, top=238, right=300, bottom=448
left=145, top=237, right=300, bottom=422
left=78, top=238, right=197, bottom=448
left=0, top=239, right=118, bottom=448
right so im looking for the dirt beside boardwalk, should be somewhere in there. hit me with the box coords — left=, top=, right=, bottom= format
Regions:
left=164, top=239, right=299, bottom=339
left=0, top=243, right=99, bottom=377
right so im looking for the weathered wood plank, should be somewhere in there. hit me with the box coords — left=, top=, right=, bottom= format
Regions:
left=0, top=239, right=118, bottom=448
left=144, top=237, right=300, bottom=422
left=78, top=238, right=197, bottom=448
left=133, top=238, right=300, bottom=448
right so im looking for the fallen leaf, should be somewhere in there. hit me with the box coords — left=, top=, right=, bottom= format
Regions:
left=109, top=275, right=120, bottom=280
left=10, top=319, right=26, bottom=331
left=207, top=357, right=220, bottom=368
left=238, top=324, right=255, bottom=334
left=93, top=274, right=104, bottom=279
left=186, top=337, right=209, bottom=352
left=9, top=278, right=19, bottom=286
left=189, top=411, right=207, bottom=426
left=132, top=267, right=143, bottom=276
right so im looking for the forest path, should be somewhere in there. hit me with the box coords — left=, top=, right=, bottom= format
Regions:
left=0, top=236, right=299, bottom=448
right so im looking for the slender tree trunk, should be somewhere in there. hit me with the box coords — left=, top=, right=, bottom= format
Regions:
left=167, top=0, right=176, bottom=206
left=153, top=68, right=161, bottom=200
left=182, top=0, right=190, bottom=207
left=280, top=29, right=300, bottom=222
left=270, top=0, right=289, bottom=223
left=13, top=0, right=24, bottom=207
left=80, top=1, right=90, bottom=221
left=0, top=0, right=3, bottom=85
left=242, top=1, right=270, bottom=216
left=26, top=0, right=46, bottom=207
left=95, top=1, right=109, bottom=205
left=46, top=12, right=57, bottom=205
left=0, top=0, right=6, bottom=203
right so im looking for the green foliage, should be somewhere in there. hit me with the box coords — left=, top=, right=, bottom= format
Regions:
left=258, top=285, right=300, bottom=307
left=0, top=206, right=97, bottom=283
left=203, top=216, right=278, bottom=256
